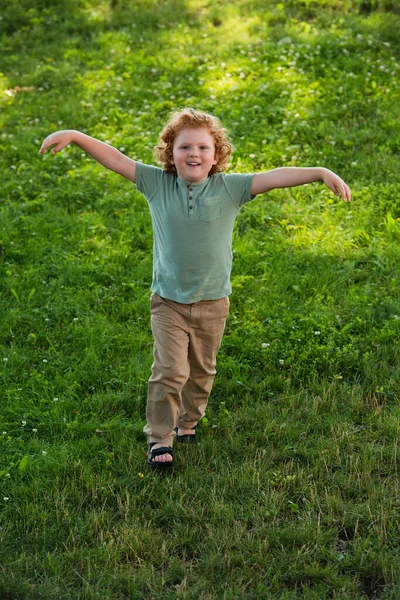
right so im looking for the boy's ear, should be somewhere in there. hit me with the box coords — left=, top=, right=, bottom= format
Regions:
left=213, top=151, right=219, bottom=165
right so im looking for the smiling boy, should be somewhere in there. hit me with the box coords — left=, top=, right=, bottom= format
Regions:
left=40, top=108, right=351, bottom=468
left=172, top=128, right=218, bottom=183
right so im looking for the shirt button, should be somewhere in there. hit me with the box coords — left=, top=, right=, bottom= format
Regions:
left=189, top=196, right=193, bottom=200
left=189, top=187, right=193, bottom=191
left=189, top=205, right=193, bottom=209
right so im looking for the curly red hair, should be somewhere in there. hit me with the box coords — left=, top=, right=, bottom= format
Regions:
left=154, top=108, right=233, bottom=176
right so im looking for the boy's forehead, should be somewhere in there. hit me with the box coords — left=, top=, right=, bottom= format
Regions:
left=174, top=127, right=215, bottom=144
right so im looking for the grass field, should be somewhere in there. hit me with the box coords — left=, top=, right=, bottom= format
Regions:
left=1, top=0, right=400, bottom=598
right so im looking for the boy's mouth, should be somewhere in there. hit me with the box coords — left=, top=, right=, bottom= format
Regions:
left=187, top=162, right=201, bottom=167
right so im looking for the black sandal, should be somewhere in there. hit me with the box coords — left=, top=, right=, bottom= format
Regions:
left=175, top=426, right=197, bottom=444
left=147, top=443, right=174, bottom=468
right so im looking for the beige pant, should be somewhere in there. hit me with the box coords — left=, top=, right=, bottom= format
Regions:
left=144, top=293, right=230, bottom=446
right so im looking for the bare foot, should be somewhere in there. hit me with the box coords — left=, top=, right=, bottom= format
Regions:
left=149, top=443, right=173, bottom=464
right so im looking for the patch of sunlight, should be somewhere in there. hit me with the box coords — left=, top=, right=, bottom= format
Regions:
left=0, top=73, right=12, bottom=110
left=212, top=13, right=261, bottom=45
left=156, top=10, right=259, bottom=59
left=83, top=1, right=113, bottom=25
left=202, top=72, right=243, bottom=96
left=286, top=17, right=352, bottom=46
left=184, top=0, right=210, bottom=10
left=286, top=215, right=360, bottom=256
left=287, top=226, right=347, bottom=255
left=288, top=20, right=321, bottom=44
left=199, top=15, right=263, bottom=99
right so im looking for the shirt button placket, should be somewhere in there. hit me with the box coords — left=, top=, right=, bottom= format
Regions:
left=188, top=186, right=194, bottom=218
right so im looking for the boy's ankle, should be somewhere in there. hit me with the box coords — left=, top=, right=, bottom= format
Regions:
left=149, top=439, right=174, bottom=448
left=177, top=427, right=195, bottom=435
left=177, top=422, right=198, bottom=431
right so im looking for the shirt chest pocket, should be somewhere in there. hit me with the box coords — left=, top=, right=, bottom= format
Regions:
left=198, top=196, right=221, bottom=222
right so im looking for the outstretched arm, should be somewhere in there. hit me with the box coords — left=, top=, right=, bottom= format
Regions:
left=250, top=167, right=351, bottom=202
left=39, top=130, right=137, bottom=183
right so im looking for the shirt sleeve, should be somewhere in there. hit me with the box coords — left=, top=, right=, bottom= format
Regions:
left=135, top=162, right=165, bottom=203
left=222, top=173, right=257, bottom=208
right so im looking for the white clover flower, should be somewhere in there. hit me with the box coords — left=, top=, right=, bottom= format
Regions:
left=262, top=343, right=270, bottom=348
left=3, top=497, right=9, bottom=501
left=42, top=450, right=47, bottom=455
left=279, top=359, right=285, bottom=365
left=314, top=331, right=321, bottom=335
left=42, top=359, right=48, bottom=363
left=2, top=431, right=7, bottom=435
left=3, top=358, right=8, bottom=362
left=21, top=421, right=26, bottom=426
left=32, top=429, right=37, bottom=433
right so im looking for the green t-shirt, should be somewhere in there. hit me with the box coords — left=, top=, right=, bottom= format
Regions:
left=135, top=162, right=256, bottom=304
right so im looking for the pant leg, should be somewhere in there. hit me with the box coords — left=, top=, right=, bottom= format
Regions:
left=144, top=294, right=191, bottom=446
left=179, top=297, right=229, bottom=429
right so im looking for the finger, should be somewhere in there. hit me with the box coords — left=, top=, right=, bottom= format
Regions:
left=51, top=142, right=65, bottom=154
left=335, top=182, right=350, bottom=202
left=39, top=138, right=53, bottom=154
left=340, top=183, right=351, bottom=202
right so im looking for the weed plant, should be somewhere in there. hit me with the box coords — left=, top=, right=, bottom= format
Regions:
left=1, top=1, right=400, bottom=598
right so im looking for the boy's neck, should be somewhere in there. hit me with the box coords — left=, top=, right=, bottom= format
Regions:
left=177, top=175, right=210, bottom=186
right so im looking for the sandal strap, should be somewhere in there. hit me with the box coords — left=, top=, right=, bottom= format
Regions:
left=148, top=445, right=174, bottom=458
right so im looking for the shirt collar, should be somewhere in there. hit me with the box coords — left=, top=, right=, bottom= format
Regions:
left=176, top=176, right=211, bottom=190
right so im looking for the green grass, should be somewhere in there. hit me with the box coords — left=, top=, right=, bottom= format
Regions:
left=1, top=0, right=400, bottom=598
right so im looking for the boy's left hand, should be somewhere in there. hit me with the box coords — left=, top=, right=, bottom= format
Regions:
left=322, top=168, right=351, bottom=202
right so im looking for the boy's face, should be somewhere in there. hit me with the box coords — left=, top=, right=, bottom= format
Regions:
left=172, top=127, right=218, bottom=184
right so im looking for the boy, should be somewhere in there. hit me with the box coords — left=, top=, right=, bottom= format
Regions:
left=40, top=108, right=351, bottom=468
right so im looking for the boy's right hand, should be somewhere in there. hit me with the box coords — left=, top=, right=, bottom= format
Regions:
left=39, top=129, right=137, bottom=183
left=39, top=130, right=75, bottom=155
